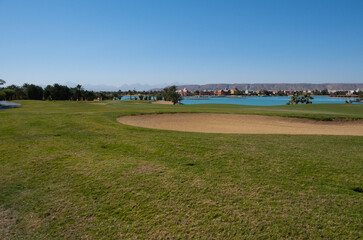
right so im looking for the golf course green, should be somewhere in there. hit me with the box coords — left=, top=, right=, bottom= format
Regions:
left=1, top=101, right=362, bottom=239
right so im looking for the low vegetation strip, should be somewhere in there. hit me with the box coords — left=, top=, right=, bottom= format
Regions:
left=118, top=113, right=363, bottom=136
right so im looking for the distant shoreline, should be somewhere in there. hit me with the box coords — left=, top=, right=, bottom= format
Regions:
left=171, top=83, right=363, bottom=92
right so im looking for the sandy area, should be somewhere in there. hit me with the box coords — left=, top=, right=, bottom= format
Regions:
left=117, top=113, right=363, bottom=136
left=90, top=102, right=108, bottom=105
left=151, top=101, right=173, bottom=105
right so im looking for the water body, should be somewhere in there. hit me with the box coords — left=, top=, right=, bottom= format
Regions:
left=181, top=96, right=362, bottom=106
left=0, top=101, right=21, bottom=110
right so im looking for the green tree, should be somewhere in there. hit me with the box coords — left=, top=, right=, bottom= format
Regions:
left=76, top=84, right=83, bottom=100
left=0, top=79, right=5, bottom=86
left=7, top=85, right=26, bottom=99
left=301, top=94, right=314, bottom=104
left=44, top=85, right=52, bottom=100
left=24, top=84, right=43, bottom=100
left=0, top=89, right=15, bottom=100
left=115, top=90, right=123, bottom=99
left=156, top=93, right=163, bottom=100
left=162, top=86, right=182, bottom=104
left=287, top=92, right=314, bottom=105
left=169, top=91, right=182, bottom=105
left=83, top=90, right=97, bottom=101
left=0, top=90, right=5, bottom=100
left=262, top=89, right=271, bottom=96
left=162, top=85, right=177, bottom=101
left=321, top=89, right=329, bottom=95
left=358, top=91, right=363, bottom=101
left=127, top=90, right=133, bottom=100
left=44, top=84, right=71, bottom=100
left=287, top=92, right=300, bottom=105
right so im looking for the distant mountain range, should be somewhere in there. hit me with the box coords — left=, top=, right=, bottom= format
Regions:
left=63, top=82, right=166, bottom=91
left=45, top=82, right=363, bottom=92
left=172, top=83, right=363, bottom=92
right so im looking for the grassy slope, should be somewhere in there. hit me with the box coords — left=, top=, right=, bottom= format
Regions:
left=1, top=101, right=362, bottom=239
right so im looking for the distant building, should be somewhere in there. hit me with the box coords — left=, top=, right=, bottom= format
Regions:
left=200, top=90, right=214, bottom=96
left=230, top=88, right=239, bottom=95
left=177, top=88, right=191, bottom=96
left=217, top=88, right=230, bottom=96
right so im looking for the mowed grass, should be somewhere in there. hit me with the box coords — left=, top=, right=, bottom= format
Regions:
left=1, top=101, right=362, bottom=239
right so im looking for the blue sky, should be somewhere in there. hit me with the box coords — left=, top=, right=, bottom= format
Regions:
left=0, top=0, right=362, bottom=88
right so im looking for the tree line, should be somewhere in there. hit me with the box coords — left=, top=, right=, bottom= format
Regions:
left=0, top=80, right=183, bottom=104
left=0, top=82, right=115, bottom=101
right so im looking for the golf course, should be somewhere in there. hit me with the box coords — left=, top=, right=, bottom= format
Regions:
left=1, top=101, right=362, bottom=239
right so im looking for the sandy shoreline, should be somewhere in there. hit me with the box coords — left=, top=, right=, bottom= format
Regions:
left=117, top=113, right=363, bottom=136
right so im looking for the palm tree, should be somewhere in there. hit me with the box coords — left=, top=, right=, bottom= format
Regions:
left=302, top=94, right=314, bottom=104
left=288, top=92, right=300, bottom=105
left=76, top=84, right=82, bottom=101
left=169, top=91, right=182, bottom=105
left=287, top=92, right=314, bottom=105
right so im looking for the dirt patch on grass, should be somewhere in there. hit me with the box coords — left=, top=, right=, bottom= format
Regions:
left=0, top=206, right=17, bottom=239
left=117, top=113, right=363, bottom=136
left=90, top=103, right=108, bottom=105
left=151, top=101, right=173, bottom=105
left=132, top=161, right=166, bottom=175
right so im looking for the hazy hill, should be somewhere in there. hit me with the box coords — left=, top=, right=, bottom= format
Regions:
left=172, top=83, right=363, bottom=92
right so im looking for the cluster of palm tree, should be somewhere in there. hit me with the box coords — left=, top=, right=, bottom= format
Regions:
left=287, top=92, right=314, bottom=105
left=125, top=90, right=160, bottom=101
left=125, top=86, right=182, bottom=104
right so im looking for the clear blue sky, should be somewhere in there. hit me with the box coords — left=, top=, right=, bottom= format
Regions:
left=1, top=0, right=362, bottom=88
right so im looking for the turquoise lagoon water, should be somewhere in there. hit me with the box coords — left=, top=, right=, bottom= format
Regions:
left=180, top=96, right=362, bottom=106
left=121, top=95, right=361, bottom=106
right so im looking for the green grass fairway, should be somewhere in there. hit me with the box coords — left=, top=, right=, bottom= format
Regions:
left=1, top=101, right=363, bottom=239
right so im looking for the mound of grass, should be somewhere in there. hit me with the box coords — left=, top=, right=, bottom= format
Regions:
left=1, top=101, right=362, bottom=239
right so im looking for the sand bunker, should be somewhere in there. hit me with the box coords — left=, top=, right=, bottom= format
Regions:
left=117, top=113, right=363, bottom=136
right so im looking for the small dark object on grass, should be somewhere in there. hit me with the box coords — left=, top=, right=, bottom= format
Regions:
left=352, top=187, right=363, bottom=193
left=186, top=163, right=195, bottom=166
